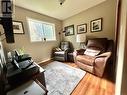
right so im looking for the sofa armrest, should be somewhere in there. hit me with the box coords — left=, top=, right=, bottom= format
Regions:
left=73, top=49, right=85, bottom=63
left=96, top=52, right=111, bottom=58
left=74, top=49, right=85, bottom=56
left=94, top=52, right=111, bottom=77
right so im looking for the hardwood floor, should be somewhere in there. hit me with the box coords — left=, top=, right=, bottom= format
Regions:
left=40, top=61, right=115, bottom=95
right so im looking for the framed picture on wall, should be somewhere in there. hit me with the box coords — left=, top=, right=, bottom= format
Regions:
left=65, top=25, right=74, bottom=36
left=77, top=24, right=87, bottom=34
left=90, top=18, right=102, bottom=32
left=13, top=21, right=25, bottom=34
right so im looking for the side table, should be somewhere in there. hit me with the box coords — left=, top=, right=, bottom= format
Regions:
left=67, top=52, right=74, bottom=62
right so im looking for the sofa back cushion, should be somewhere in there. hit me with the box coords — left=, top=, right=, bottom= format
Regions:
left=86, top=38, right=108, bottom=53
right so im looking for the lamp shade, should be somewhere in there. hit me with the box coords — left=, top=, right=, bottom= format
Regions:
left=76, top=34, right=86, bottom=43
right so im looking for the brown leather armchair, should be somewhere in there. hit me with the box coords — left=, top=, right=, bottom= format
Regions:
left=53, top=41, right=70, bottom=62
left=74, top=38, right=113, bottom=77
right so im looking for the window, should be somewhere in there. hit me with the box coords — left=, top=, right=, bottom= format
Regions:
left=27, top=18, right=56, bottom=42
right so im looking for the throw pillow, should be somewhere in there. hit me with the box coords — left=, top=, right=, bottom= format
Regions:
left=84, top=49, right=100, bottom=56
left=55, top=48, right=62, bottom=51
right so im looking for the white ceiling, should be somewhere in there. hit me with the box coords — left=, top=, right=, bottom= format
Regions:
left=15, top=0, right=106, bottom=20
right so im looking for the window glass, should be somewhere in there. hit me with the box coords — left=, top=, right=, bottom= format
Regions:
left=27, top=18, right=56, bottom=42
left=43, top=24, right=56, bottom=41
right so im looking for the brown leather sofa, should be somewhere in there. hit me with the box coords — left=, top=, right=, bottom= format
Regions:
left=74, top=38, right=113, bottom=77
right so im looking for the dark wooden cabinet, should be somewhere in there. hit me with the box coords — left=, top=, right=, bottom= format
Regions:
left=2, top=62, right=47, bottom=95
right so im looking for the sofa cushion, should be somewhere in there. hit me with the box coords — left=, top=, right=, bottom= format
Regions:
left=84, top=49, right=101, bottom=56
left=76, top=55, right=96, bottom=66
left=87, top=38, right=108, bottom=52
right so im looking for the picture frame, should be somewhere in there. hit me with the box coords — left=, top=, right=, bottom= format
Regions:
left=65, top=25, right=74, bottom=36
left=77, top=24, right=87, bottom=34
left=90, top=18, right=102, bottom=32
left=13, top=21, right=25, bottom=34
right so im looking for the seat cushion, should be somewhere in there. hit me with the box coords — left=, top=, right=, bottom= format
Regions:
left=76, top=55, right=96, bottom=66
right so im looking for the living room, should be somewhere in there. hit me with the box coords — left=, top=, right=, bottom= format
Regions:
left=0, top=0, right=127, bottom=95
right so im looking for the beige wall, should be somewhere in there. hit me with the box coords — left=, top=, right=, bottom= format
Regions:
left=1, top=0, right=116, bottom=62
left=2, top=6, right=62, bottom=63
left=62, top=0, right=116, bottom=49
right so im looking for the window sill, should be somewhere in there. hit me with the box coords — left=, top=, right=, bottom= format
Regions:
left=44, top=40, right=57, bottom=42
left=30, top=40, right=57, bottom=43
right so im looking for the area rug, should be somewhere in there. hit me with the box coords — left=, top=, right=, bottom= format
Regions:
left=42, top=61, right=86, bottom=95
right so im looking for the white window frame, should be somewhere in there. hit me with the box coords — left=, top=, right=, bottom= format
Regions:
left=27, top=17, right=56, bottom=42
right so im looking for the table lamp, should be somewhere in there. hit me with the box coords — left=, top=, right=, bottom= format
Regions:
left=76, top=34, right=86, bottom=49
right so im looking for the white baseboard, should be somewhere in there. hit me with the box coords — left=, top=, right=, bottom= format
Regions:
left=38, top=58, right=53, bottom=64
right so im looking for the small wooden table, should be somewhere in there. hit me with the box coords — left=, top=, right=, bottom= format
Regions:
left=32, top=62, right=46, bottom=87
